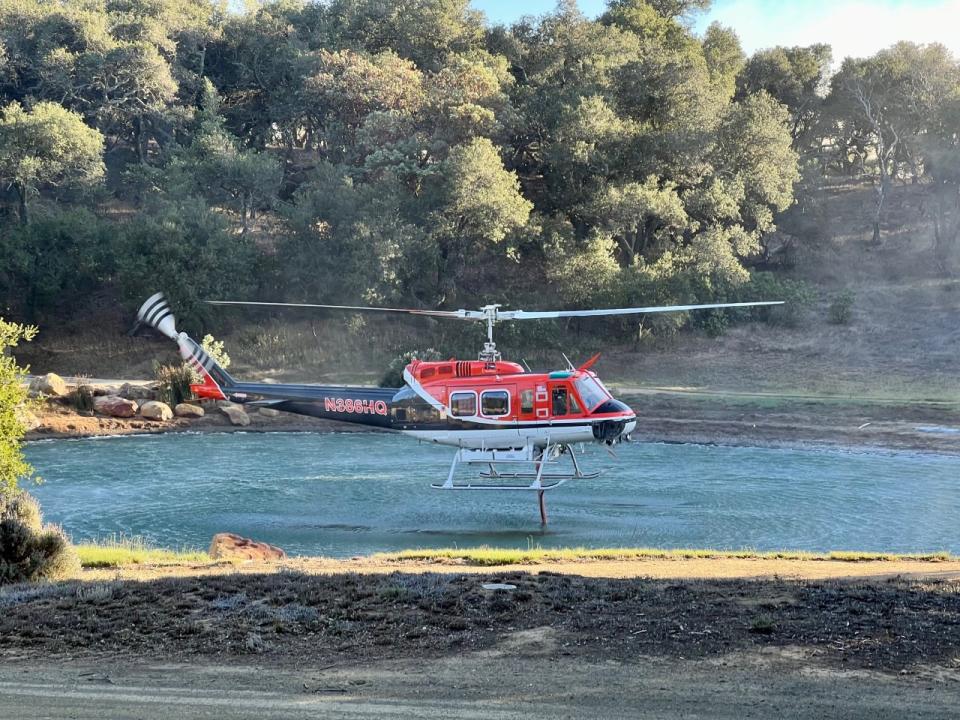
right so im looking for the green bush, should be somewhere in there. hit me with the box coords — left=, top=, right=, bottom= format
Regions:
left=154, top=363, right=194, bottom=406
left=828, top=290, right=855, bottom=325
left=736, top=272, right=815, bottom=328
left=0, top=491, right=80, bottom=584
left=68, top=383, right=95, bottom=412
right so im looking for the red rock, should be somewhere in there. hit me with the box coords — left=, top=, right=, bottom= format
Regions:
left=208, top=533, right=286, bottom=561
left=93, top=395, right=138, bottom=418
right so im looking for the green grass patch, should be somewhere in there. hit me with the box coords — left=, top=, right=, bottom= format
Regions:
left=374, top=546, right=956, bottom=566
left=76, top=536, right=210, bottom=568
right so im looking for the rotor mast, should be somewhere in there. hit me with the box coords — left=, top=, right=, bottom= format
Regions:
left=479, top=304, right=502, bottom=363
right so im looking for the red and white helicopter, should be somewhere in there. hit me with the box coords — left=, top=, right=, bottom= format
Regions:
left=137, top=293, right=781, bottom=522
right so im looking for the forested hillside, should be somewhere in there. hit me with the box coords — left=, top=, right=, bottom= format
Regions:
left=1, top=0, right=959, bottom=385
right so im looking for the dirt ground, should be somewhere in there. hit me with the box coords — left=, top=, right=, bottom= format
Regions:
left=2, top=558, right=960, bottom=718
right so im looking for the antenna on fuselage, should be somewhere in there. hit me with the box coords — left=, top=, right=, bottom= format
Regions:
left=561, top=352, right=575, bottom=371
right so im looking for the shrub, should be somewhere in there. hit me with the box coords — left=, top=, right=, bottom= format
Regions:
left=0, top=491, right=80, bottom=584
left=68, top=381, right=95, bottom=412
left=186, top=334, right=231, bottom=384
left=828, top=290, right=855, bottom=325
left=738, top=272, right=815, bottom=328
left=379, top=348, right=442, bottom=387
left=154, top=362, right=194, bottom=406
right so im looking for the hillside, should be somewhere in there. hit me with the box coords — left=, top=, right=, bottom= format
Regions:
left=14, top=182, right=960, bottom=404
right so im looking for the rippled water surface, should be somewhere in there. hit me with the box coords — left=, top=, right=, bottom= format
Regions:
left=24, top=433, right=960, bottom=556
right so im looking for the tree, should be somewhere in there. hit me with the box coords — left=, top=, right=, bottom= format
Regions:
left=428, top=137, right=532, bottom=299
left=701, top=23, right=744, bottom=101
left=0, top=101, right=104, bottom=224
left=825, top=44, right=958, bottom=244
left=713, top=91, right=799, bottom=236
left=737, top=44, right=832, bottom=142
left=0, top=319, right=36, bottom=496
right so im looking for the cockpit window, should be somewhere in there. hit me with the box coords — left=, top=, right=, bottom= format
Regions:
left=574, top=375, right=609, bottom=411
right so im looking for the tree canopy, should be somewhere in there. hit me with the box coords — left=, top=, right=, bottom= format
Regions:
left=1, top=0, right=954, bottom=336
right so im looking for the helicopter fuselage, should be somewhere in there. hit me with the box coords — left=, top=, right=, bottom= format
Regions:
left=195, top=358, right=637, bottom=450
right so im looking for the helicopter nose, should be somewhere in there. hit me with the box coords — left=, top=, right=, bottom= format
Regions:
left=592, top=417, right=635, bottom=443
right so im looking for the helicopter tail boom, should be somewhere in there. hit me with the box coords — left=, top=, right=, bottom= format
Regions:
left=136, top=292, right=236, bottom=400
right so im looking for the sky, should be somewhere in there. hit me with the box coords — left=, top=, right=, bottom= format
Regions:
left=472, top=0, right=960, bottom=61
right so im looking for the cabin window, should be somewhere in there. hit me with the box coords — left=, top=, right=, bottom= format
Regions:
left=552, top=387, right=568, bottom=416
left=450, top=392, right=477, bottom=417
left=481, top=390, right=510, bottom=417
left=520, top=389, right=534, bottom=414
left=438, top=366, right=453, bottom=375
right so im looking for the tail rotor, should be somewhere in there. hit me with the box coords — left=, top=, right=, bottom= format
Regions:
left=135, top=292, right=235, bottom=398
left=137, top=292, right=179, bottom=340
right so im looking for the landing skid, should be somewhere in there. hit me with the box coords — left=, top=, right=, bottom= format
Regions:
left=431, top=442, right=598, bottom=524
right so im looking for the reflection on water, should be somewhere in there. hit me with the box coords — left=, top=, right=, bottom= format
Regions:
left=24, top=432, right=960, bottom=556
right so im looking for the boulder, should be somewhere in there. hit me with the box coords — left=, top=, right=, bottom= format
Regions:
left=258, top=407, right=280, bottom=418
left=93, top=395, right=138, bottom=418
left=209, top=533, right=286, bottom=561
left=174, top=403, right=205, bottom=418
left=16, top=407, right=41, bottom=432
left=29, top=373, right=68, bottom=397
left=93, top=385, right=120, bottom=397
left=119, top=383, right=154, bottom=401
left=140, top=400, right=173, bottom=421
left=220, top=405, right=250, bottom=426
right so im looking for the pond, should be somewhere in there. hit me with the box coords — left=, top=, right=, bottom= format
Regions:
left=24, top=432, right=960, bottom=557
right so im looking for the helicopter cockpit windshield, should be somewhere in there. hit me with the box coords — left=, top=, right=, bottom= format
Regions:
left=574, top=375, right=610, bottom=412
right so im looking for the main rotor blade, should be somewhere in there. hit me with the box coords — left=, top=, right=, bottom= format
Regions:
left=205, top=300, right=467, bottom=319
left=500, top=301, right=783, bottom=321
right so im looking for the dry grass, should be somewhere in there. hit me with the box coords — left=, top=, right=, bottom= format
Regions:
left=75, top=536, right=210, bottom=568
left=375, top=546, right=956, bottom=567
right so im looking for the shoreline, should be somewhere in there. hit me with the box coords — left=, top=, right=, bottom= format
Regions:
left=25, top=388, right=960, bottom=455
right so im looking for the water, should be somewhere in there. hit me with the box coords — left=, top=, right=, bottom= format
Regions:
left=23, top=433, right=960, bottom=556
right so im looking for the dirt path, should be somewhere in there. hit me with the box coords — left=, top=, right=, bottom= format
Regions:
left=2, top=648, right=958, bottom=719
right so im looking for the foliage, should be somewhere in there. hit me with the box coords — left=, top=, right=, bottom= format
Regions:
left=379, top=348, right=442, bottom=387
left=828, top=290, right=855, bottom=325
left=185, top=334, right=230, bottom=384
left=0, top=101, right=104, bottom=224
left=111, top=198, right=258, bottom=329
left=0, top=208, right=110, bottom=320
left=737, top=44, right=832, bottom=141
left=154, top=362, right=194, bottom=407
left=4, top=0, right=956, bottom=345
left=0, top=491, right=80, bottom=583
left=737, top=272, right=815, bottom=328
left=201, top=334, right=231, bottom=369
left=68, top=383, right=95, bottom=413
left=0, top=319, right=36, bottom=497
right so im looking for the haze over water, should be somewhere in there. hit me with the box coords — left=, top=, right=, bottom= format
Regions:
left=24, top=433, right=960, bottom=556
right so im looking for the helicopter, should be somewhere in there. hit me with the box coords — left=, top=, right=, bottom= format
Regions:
left=136, top=292, right=782, bottom=523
